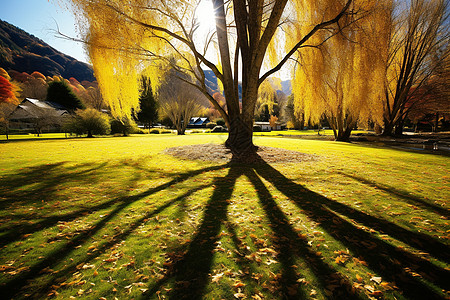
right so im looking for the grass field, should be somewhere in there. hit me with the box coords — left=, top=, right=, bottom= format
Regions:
left=0, top=134, right=448, bottom=299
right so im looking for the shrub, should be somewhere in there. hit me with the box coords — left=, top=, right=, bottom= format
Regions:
left=286, top=121, right=295, bottom=130
left=149, top=128, right=160, bottom=134
left=110, top=118, right=138, bottom=136
left=190, top=130, right=203, bottom=134
left=253, top=125, right=262, bottom=132
left=160, top=129, right=172, bottom=134
left=216, top=118, right=225, bottom=126
left=63, top=108, right=110, bottom=137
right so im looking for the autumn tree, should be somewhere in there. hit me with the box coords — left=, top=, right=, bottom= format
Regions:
left=63, top=0, right=371, bottom=160
left=0, top=74, right=19, bottom=105
left=158, top=74, right=203, bottom=135
left=406, top=50, right=450, bottom=132
left=381, top=0, right=449, bottom=136
left=292, top=1, right=390, bottom=141
left=256, top=78, right=280, bottom=122
left=0, top=69, right=20, bottom=138
left=64, top=108, right=110, bottom=137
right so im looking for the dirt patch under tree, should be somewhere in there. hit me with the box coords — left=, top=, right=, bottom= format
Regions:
left=164, top=143, right=316, bottom=163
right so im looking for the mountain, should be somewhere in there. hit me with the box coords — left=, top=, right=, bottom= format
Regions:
left=281, top=80, right=292, bottom=95
left=0, top=19, right=95, bottom=82
left=203, top=69, right=292, bottom=98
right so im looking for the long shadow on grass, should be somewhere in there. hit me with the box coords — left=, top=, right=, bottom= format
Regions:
left=338, top=172, right=449, bottom=218
left=0, top=162, right=227, bottom=299
left=145, top=166, right=241, bottom=300
left=146, top=166, right=360, bottom=300
left=144, top=160, right=449, bottom=299
left=254, top=162, right=449, bottom=299
left=0, top=161, right=226, bottom=248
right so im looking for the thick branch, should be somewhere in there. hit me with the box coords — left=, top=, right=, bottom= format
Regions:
left=259, top=0, right=353, bottom=85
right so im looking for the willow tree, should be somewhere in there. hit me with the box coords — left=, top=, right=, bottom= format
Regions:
left=292, top=1, right=390, bottom=141
left=381, top=0, right=449, bottom=136
left=62, top=0, right=365, bottom=160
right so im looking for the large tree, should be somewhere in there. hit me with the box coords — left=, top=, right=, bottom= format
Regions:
left=292, top=2, right=390, bottom=141
left=63, top=0, right=368, bottom=161
left=381, top=0, right=449, bottom=136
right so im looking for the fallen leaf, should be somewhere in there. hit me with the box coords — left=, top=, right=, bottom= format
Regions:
left=234, top=288, right=246, bottom=299
left=212, top=273, right=223, bottom=284
left=370, top=276, right=382, bottom=284
left=364, top=285, right=375, bottom=293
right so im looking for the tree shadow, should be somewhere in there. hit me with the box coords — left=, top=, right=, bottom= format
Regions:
left=244, top=168, right=359, bottom=299
left=141, top=158, right=449, bottom=299
left=145, top=166, right=242, bottom=299
left=1, top=157, right=448, bottom=299
left=146, top=165, right=359, bottom=299
left=338, top=171, right=449, bottom=218
left=0, top=161, right=227, bottom=299
left=253, top=162, right=449, bottom=299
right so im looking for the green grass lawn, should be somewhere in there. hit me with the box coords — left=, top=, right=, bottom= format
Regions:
left=0, top=134, right=448, bottom=299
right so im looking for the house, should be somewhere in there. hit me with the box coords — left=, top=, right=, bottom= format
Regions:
left=188, top=117, right=210, bottom=128
left=9, top=98, right=69, bottom=133
left=254, top=121, right=272, bottom=132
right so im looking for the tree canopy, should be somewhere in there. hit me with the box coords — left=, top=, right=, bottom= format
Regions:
left=46, top=80, right=85, bottom=111
left=63, top=0, right=390, bottom=158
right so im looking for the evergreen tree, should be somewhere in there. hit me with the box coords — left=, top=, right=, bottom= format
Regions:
left=46, top=81, right=84, bottom=111
left=137, top=77, right=158, bottom=128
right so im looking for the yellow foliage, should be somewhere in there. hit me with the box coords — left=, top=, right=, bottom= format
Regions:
left=291, top=0, right=391, bottom=128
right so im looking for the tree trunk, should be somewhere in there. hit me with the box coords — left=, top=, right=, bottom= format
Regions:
left=335, top=127, right=352, bottom=142
left=394, top=124, right=403, bottom=136
left=87, top=130, right=93, bottom=138
left=434, top=112, right=439, bottom=133
left=382, top=119, right=395, bottom=136
left=225, top=115, right=259, bottom=163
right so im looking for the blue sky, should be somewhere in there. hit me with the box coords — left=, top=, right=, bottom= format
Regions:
left=0, top=0, right=88, bottom=63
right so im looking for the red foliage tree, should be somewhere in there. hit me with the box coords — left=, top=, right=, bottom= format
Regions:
left=31, top=71, right=46, bottom=80
left=0, top=76, right=19, bottom=104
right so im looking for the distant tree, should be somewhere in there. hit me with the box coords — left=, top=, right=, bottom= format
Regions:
left=20, top=76, right=48, bottom=100
left=46, top=81, right=84, bottom=111
left=269, top=115, right=278, bottom=130
left=256, top=78, right=281, bottom=119
left=137, top=77, right=158, bottom=128
left=80, top=86, right=106, bottom=111
left=64, top=108, right=110, bottom=137
left=285, top=95, right=303, bottom=130
left=0, top=75, right=19, bottom=105
left=30, top=71, right=46, bottom=81
left=381, top=0, right=449, bottom=136
left=0, top=68, right=11, bottom=81
left=158, top=75, right=202, bottom=135
left=30, top=107, right=65, bottom=137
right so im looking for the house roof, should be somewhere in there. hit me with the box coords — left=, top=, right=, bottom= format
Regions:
left=189, top=117, right=209, bottom=125
left=9, top=98, right=68, bottom=120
